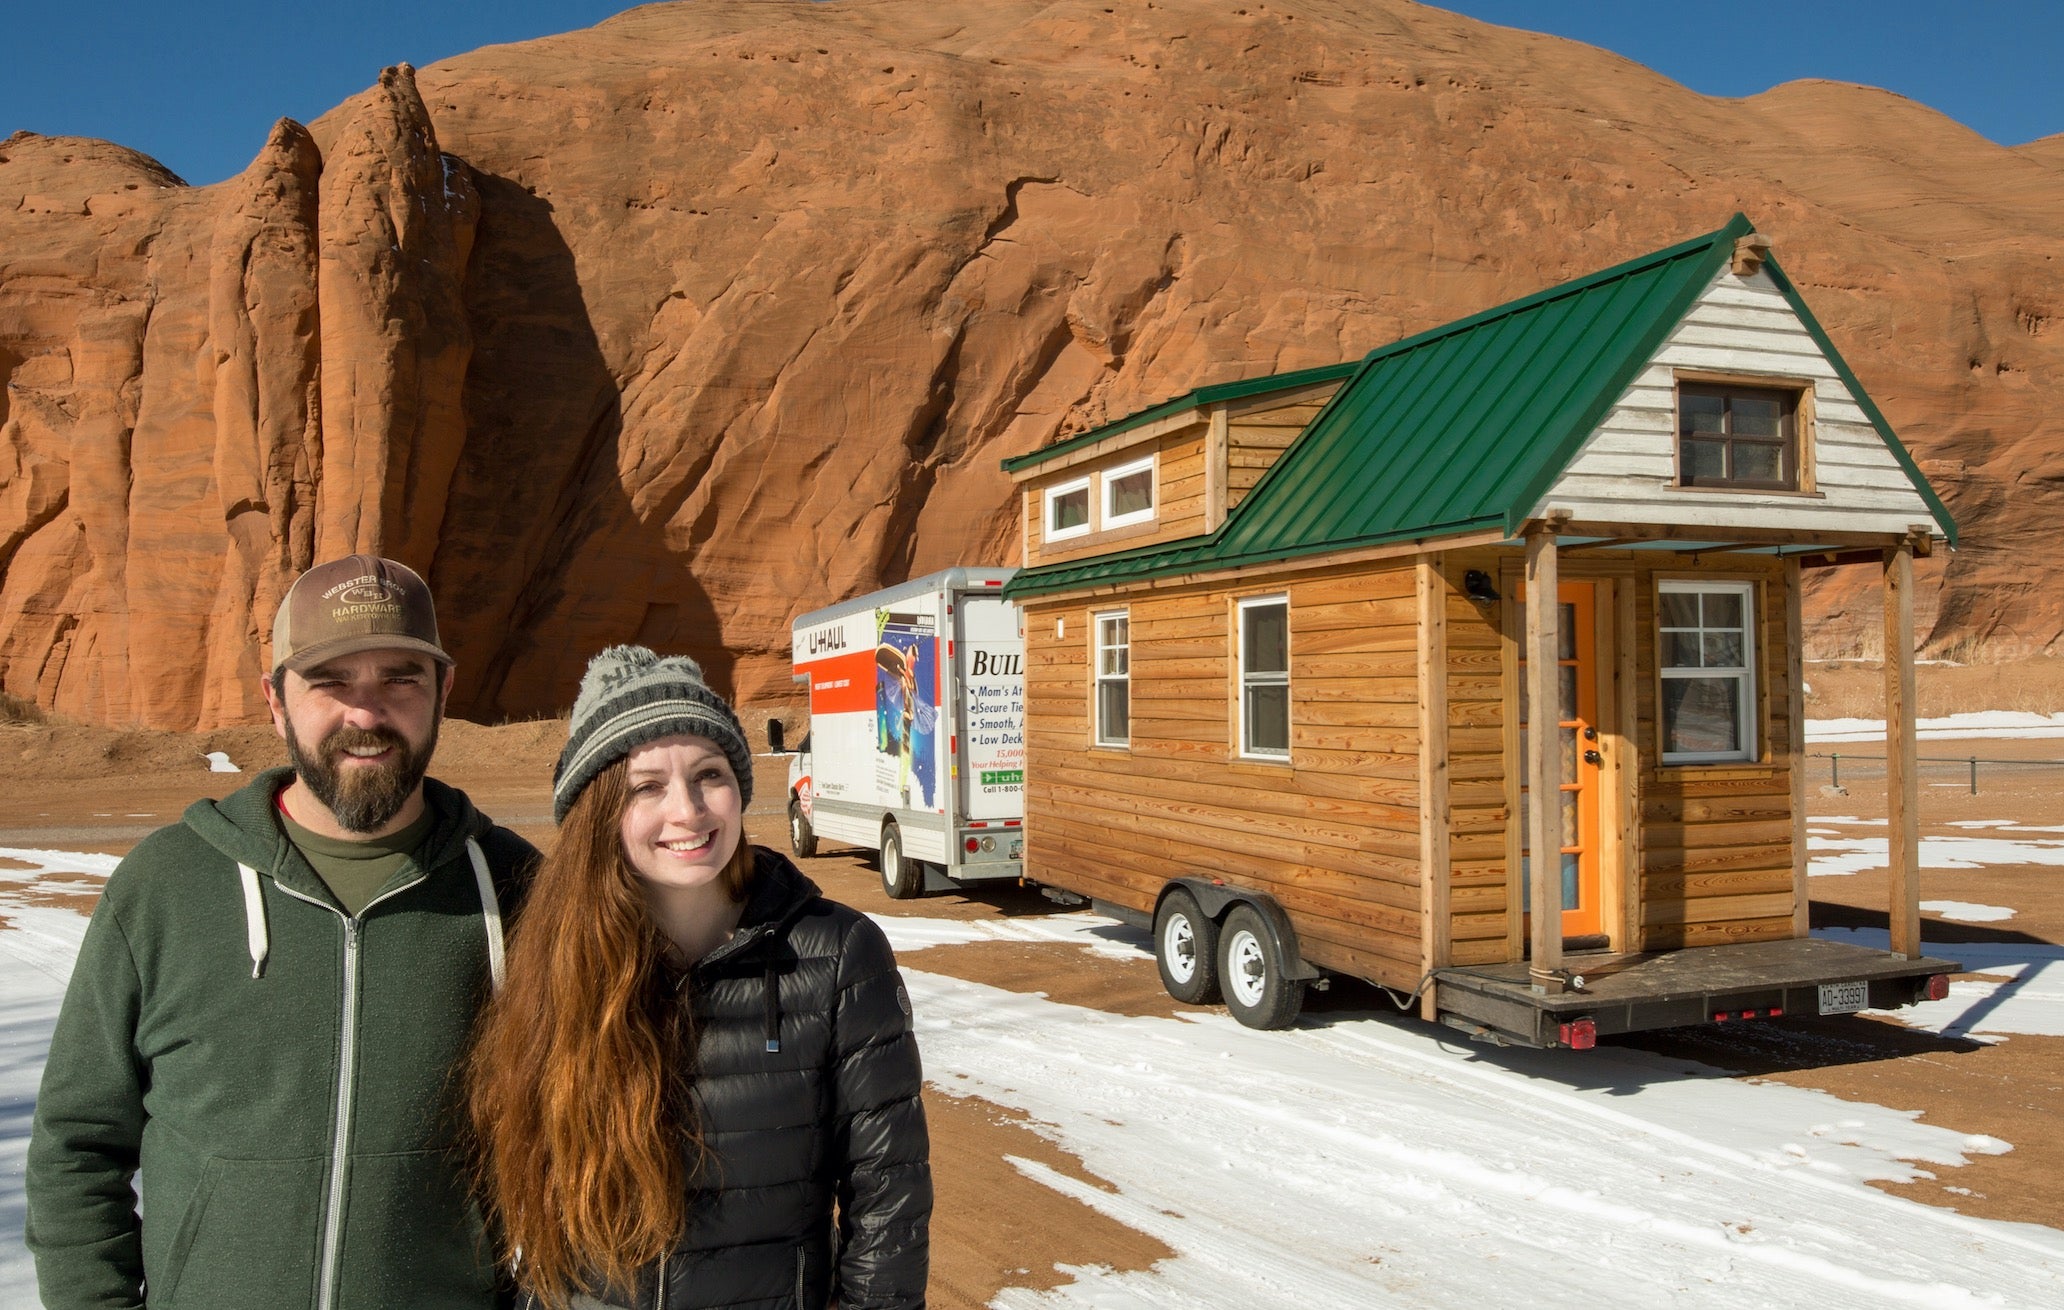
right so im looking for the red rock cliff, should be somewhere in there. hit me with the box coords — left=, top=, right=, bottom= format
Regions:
left=2, top=0, right=2059, bottom=727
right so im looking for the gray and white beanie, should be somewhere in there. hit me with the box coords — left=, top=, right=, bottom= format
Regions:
left=552, top=645, right=754, bottom=823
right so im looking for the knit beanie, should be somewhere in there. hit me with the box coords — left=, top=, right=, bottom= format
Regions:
left=553, top=645, right=754, bottom=823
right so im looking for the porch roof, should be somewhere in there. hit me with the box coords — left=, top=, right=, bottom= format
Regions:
left=1005, top=215, right=1955, bottom=601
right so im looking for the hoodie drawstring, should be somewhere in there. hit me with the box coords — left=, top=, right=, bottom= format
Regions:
left=238, top=837, right=504, bottom=990
left=467, top=837, right=505, bottom=993
left=763, top=964, right=782, bottom=1053
left=238, top=863, right=269, bottom=979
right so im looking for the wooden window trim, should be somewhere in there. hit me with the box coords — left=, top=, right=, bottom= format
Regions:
left=1673, top=373, right=1814, bottom=494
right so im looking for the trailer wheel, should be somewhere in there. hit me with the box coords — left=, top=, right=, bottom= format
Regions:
left=880, top=822, right=924, bottom=900
left=788, top=800, right=818, bottom=859
left=1218, top=904, right=1304, bottom=1030
left=1154, top=889, right=1222, bottom=1004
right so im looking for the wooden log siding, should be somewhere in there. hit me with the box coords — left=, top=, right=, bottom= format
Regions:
left=1225, top=400, right=1332, bottom=509
left=1441, top=556, right=1512, bottom=964
left=1020, top=428, right=1212, bottom=567
left=1017, top=564, right=1429, bottom=991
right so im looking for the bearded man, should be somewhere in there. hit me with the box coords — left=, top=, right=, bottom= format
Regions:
left=27, top=555, right=538, bottom=1310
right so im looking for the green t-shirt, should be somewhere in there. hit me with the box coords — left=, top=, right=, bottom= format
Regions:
left=278, top=804, right=437, bottom=918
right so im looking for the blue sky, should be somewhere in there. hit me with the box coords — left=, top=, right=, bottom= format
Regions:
left=2, top=2, right=2056, bottom=187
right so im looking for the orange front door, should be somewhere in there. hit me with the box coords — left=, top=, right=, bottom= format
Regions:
left=1518, top=581, right=1604, bottom=940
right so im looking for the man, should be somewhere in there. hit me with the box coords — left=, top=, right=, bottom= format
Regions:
left=27, top=555, right=537, bottom=1309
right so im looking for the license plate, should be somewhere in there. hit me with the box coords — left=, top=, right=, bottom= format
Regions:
left=1818, top=980, right=1868, bottom=1015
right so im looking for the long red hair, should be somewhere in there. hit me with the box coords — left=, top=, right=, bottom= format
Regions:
left=465, top=757, right=754, bottom=1306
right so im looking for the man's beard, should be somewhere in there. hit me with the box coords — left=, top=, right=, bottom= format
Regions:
left=285, top=717, right=439, bottom=834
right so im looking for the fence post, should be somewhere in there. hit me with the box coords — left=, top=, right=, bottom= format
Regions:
left=1971, top=756, right=1978, bottom=796
left=1831, top=753, right=1840, bottom=789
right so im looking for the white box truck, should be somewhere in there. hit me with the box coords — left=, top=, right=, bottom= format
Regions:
left=781, top=568, right=1024, bottom=897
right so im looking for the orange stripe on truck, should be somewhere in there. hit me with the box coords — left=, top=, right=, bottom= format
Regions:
left=797, top=649, right=877, bottom=715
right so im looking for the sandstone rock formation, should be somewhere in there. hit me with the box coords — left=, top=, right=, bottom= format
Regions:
left=2, top=0, right=2060, bottom=728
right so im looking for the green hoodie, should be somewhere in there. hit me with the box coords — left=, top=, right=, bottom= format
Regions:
left=26, top=767, right=537, bottom=1310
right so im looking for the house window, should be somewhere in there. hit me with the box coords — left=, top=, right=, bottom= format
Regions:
left=1046, top=477, right=1091, bottom=542
left=1678, top=383, right=1799, bottom=490
left=1094, top=611, right=1129, bottom=746
left=1238, top=597, right=1289, bottom=759
left=1102, top=455, right=1156, bottom=529
left=1659, top=581, right=1756, bottom=763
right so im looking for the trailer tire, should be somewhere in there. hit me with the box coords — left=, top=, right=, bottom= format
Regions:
left=1154, top=889, right=1222, bottom=1004
left=880, top=822, right=924, bottom=900
left=788, top=800, right=818, bottom=859
left=1218, top=904, right=1304, bottom=1030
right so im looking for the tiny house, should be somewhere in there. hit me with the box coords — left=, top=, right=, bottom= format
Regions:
left=1001, top=216, right=1957, bottom=1046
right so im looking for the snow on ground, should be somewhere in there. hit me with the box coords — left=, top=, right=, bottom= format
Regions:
left=1806, top=710, right=2064, bottom=742
left=883, top=915, right=2064, bottom=1309
left=1920, top=901, right=2016, bottom=923
left=1802, top=821, right=2064, bottom=1041
left=7, top=824, right=2064, bottom=1307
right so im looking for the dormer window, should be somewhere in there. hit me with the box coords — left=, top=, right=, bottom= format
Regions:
left=1678, top=382, right=1799, bottom=490
left=1102, top=455, right=1156, bottom=529
left=1045, top=477, right=1090, bottom=541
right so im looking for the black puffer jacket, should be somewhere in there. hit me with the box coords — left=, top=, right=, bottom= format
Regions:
left=530, top=848, right=930, bottom=1310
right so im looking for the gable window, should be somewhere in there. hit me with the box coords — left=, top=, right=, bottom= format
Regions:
left=1102, top=454, right=1156, bottom=529
left=1678, top=382, right=1799, bottom=490
left=1094, top=611, right=1129, bottom=746
left=1238, top=596, right=1289, bottom=759
left=1659, top=581, right=1756, bottom=764
left=1045, top=477, right=1091, bottom=542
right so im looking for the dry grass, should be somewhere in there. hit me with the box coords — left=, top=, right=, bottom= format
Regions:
left=1805, top=655, right=2064, bottom=721
left=2, top=691, right=44, bottom=725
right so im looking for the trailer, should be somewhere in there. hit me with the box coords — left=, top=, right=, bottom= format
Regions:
left=783, top=568, right=1025, bottom=897
left=997, top=216, right=1959, bottom=1047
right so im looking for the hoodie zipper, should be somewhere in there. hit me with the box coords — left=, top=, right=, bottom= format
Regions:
left=275, top=871, right=428, bottom=1310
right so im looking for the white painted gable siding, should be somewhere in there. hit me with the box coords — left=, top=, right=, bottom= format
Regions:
left=1538, top=267, right=1940, bottom=538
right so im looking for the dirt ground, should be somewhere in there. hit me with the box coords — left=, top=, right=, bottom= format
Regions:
left=4, top=713, right=2062, bottom=1301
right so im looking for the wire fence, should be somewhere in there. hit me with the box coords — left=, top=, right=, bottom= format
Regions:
left=1805, top=751, right=2064, bottom=795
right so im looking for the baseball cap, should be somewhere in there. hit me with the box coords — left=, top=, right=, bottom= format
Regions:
left=271, top=555, right=452, bottom=674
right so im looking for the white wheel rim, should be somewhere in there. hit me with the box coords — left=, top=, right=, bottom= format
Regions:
left=1163, top=914, right=1197, bottom=984
left=1226, top=929, right=1267, bottom=1007
left=791, top=812, right=804, bottom=844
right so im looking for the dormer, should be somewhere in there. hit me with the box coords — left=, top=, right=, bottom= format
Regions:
left=1003, top=363, right=1353, bottom=567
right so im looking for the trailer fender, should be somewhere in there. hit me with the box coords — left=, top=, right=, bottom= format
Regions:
left=1161, top=878, right=1321, bottom=982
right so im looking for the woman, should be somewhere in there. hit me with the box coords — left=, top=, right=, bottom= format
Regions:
left=467, top=645, right=931, bottom=1310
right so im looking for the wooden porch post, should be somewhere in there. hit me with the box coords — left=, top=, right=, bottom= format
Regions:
left=1884, top=536, right=1922, bottom=959
left=1526, top=517, right=1566, bottom=992
left=1417, top=555, right=1451, bottom=1019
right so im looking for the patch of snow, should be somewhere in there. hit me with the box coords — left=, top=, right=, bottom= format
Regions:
left=1806, top=711, right=2064, bottom=743
left=1815, top=927, right=2064, bottom=1039
left=1807, top=832, right=2064, bottom=878
left=1921, top=901, right=2016, bottom=923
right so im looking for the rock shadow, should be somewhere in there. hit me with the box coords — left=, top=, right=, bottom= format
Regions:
left=434, top=169, right=732, bottom=722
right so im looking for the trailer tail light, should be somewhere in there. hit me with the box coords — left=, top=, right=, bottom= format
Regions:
left=965, top=838, right=979, bottom=854
left=1926, top=974, right=1951, bottom=1002
left=1558, top=1019, right=1596, bottom=1050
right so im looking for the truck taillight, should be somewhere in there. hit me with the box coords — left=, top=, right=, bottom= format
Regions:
left=1558, top=1018, right=1596, bottom=1050
left=964, top=837, right=979, bottom=854
left=1926, top=974, right=1951, bottom=1002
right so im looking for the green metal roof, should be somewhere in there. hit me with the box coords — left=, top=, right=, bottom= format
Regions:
left=999, top=360, right=1361, bottom=474
left=1006, top=215, right=1955, bottom=600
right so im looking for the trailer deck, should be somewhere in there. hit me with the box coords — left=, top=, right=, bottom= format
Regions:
left=1434, top=938, right=1959, bottom=1048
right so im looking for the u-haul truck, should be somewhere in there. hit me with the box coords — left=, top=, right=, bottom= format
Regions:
left=784, top=568, right=1024, bottom=898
